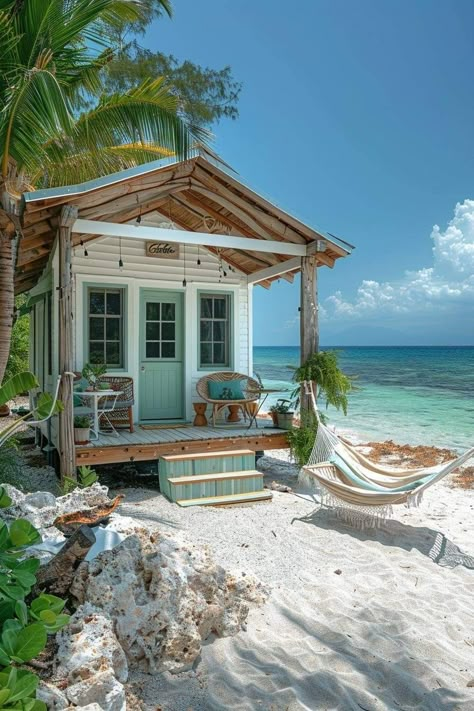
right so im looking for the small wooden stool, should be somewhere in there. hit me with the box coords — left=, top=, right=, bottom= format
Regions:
left=227, top=404, right=242, bottom=422
left=193, top=402, right=208, bottom=426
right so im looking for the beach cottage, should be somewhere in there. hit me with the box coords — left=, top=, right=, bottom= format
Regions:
left=16, top=156, right=352, bottom=502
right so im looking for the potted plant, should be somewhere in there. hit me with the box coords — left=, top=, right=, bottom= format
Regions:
left=82, top=363, right=107, bottom=391
left=74, top=415, right=91, bottom=444
left=273, top=399, right=295, bottom=430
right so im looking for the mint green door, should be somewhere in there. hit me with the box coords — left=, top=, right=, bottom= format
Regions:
left=139, top=290, right=184, bottom=421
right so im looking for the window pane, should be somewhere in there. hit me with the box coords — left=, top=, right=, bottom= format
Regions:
left=213, top=343, right=225, bottom=364
left=162, top=303, right=175, bottom=321
left=90, top=317, right=104, bottom=340
left=146, top=302, right=160, bottom=320
left=146, top=342, right=160, bottom=358
left=89, top=342, right=104, bottom=364
left=200, top=343, right=212, bottom=365
left=162, top=342, right=175, bottom=358
left=89, top=291, right=105, bottom=315
left=146, top=322, right=160, bottom=340
left=213, top=321, right=226, bottom=342
left=200, top=297, right=212, bottom=318
left=106, top=341, right=120, bottom=365
left=106, top=318, right=120, bottom=340
left=106, top=291, right=121, bottom=315
left=161, top=322, right=175, bottom=340
left=200, top=320, right=212, bottom=342
left=213, top=297, right=227, bottom=319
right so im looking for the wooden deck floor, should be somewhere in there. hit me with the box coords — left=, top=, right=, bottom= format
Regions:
left=75, top=420, right=288, bottom=466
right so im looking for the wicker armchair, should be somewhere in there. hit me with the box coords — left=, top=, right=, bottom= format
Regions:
left=98, top=376, right=134, bottom=432
left=196, top=372, right=261, bottom=426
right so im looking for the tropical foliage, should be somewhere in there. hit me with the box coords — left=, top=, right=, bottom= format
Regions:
left=3, top=298, right=29, bottom=385
left=0, top=0, right=211, bottom=383
left=0, top=487, right=69, bottom=710
left=291, top=350, right=356, bottom=415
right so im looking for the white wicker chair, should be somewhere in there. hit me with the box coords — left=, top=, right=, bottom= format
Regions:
left=196, top=372, right=261, bottom=426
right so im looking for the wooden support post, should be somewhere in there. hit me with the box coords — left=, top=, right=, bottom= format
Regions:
left=58, top=205, right=78, bottom=480
left=300, top=255, right=319, bottom=414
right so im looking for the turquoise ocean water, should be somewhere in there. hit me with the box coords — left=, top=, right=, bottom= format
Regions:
left=253, top=346, right=474, bottom=451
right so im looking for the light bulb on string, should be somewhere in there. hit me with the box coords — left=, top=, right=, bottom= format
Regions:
left=118, top=237, right=124, bottom=271
left=80, top=239, right=88, bottom=257
left=182, top=245, right=187, bottom=287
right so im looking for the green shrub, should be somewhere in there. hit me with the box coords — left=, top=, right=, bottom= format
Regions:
left=286, top=410, right=321, bottom=468
left=3, top=298, right=29, bottom=386
left=0, top=486, right=69, bottom=709
left=62, top=465, right=98, bottom=495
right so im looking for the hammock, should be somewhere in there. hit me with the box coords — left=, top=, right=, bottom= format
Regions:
left=300, top=382, right=474, bottom=527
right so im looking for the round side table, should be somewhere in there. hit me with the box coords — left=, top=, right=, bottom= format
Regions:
left=193, top=402, right=208, bottom=426
left=227, top=404, right=242, bottom=422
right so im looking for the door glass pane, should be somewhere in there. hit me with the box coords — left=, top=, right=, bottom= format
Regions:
left=89, top=292, right=105, bottom=315
left=90, top=317, right=104, bottom=340
left=146, top=342, right=160, bottom=358
left=161, top=303, right=175, bottom=321
left=200, top=298, right=212, bottom=319
left=161, top=322, right=175, bottom=340
left=146, top=302, right=160, bottom=321
left=146, top=322, right=160, bottom=340
left=89, top=342, right=104, bottom=364
left=162, top=342, right=175, bottom=358
left=106, top=342, right=120, bottom=365
left=213, top=297, right=227, bottom=319
left=200, top=321, right=212, bottom=341
left=106, top=318, right=120, bottom=340
left=200, top=343, right=212, bottom=365
left=213, top=343, right=225, bottom=364
left=213, top=321, right=226, bottom=342
left=106, top=291, right=121, bottom=315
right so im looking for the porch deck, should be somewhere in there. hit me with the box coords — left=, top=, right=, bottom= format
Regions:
left=75, top=420, right=289, bottom=466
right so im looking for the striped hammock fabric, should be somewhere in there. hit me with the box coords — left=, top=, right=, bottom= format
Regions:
left=300, top=382, right=474, bottom=527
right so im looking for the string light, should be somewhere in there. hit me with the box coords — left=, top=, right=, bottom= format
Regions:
left=80, top=239, right=88, bottom=257
left=182, top=245, right=187, bottom=287
left=135, top=194, right=142, bottom=225
left=197, top=245, right=201, bottom=266
left=118, top=237, right=123, bottom=270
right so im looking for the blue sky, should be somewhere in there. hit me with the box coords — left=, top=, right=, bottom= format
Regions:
left=147, top=0, right=474, bottom=345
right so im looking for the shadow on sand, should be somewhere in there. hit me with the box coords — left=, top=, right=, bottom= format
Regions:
left=291, top=504, right=474, bottom=569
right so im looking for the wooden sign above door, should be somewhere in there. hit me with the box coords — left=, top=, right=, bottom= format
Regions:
left=146, top=241, right=180, bottom=259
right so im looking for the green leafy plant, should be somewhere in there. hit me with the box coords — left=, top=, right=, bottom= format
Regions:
left=62, top=464, right=98, bottom=495
left=73, top=415, right=91, bottom=429
left=0, top=373, right=63, bottom=450
left=291, top=350, right=356, bottom=415
left=0, top=486, right=69, bottom=709
left=269, top=399, right=294, bottom=415
left=286, top=410, right=323, bottom=468
left=81, top=363, right=107, bottom=390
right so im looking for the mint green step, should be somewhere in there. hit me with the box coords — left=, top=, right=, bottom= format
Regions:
left=177, top=490, right=273, bottom=508
left=169, top=470, right=263, bottom=501
left=158, top=449, right=256, bottom=500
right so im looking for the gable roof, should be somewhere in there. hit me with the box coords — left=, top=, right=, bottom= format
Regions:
left=18, top=156, right=353, bottom=293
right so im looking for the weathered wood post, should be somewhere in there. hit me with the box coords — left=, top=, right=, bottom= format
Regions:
left=299, top=254, right=319, bottom=415
left=58, top=205, right=78, bottom=480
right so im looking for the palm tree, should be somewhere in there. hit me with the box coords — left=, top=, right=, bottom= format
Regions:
left=0, top=0, right=208, bottom=381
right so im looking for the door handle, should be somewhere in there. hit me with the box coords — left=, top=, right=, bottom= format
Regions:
left=141, top=366, right=145, bottom=372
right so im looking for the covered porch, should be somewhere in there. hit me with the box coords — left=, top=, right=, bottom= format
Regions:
left=18, top=155, right=353, bottom=487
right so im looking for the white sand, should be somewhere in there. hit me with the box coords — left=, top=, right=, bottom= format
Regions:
left=116, top=452, right=474, bottom=711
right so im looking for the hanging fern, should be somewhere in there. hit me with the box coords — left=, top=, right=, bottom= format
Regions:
left=291, top=350, right=356, bottom=415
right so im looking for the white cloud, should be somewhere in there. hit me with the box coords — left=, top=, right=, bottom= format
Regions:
left=322, top=199, right=474, bottom=321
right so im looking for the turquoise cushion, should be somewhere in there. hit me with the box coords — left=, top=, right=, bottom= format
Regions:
left=329, top=451, right=427, bottom=493
left=208, top=380, right=245, bottom=401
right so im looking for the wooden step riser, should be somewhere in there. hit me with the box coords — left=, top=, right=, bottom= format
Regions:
left=177, top=491, right=273, bottom=508
left=160, top=453, right=256, bottom=479
left=170, top=475, right=264, bottom=502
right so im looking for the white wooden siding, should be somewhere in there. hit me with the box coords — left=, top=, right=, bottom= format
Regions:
left=71, top=236, right=251, bottom=422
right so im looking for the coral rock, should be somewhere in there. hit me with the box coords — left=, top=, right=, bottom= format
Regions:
left=56, top=603, right=128, bottom=683
left=71, top=528, right=267, bottom=673
left=65, top=670, right=125, bottom=711
left=36, top=681, right=69, bottom=710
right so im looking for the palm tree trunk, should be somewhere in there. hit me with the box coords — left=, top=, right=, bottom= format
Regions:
left=0, top=211, right=17, bottom=383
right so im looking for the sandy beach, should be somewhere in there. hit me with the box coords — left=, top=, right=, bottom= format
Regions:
left=111, top=449, right=474, bottom=711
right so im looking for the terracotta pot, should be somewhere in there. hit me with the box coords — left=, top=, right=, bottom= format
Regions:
left=0, top=404, right=10, bottom=417
left=74, top=427, right=90, bottom=445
